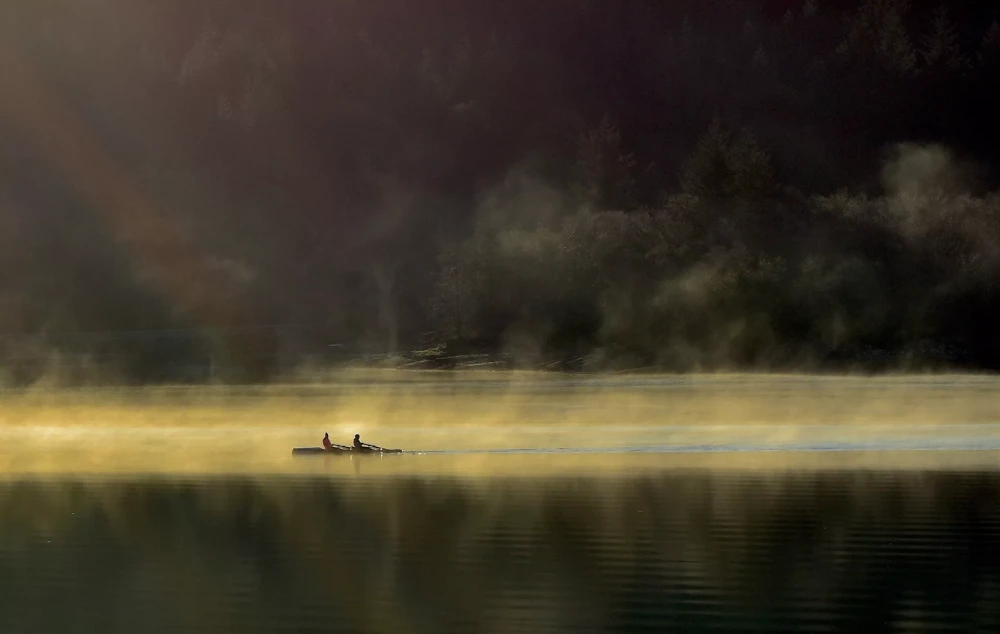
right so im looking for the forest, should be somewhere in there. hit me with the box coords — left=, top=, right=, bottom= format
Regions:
left=2, top=0, right=1000, bottom=383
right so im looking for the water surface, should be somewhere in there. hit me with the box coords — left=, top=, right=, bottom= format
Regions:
left=2, top=374, right=999, bottom=632
left=2, top=468, right=999, bottom=633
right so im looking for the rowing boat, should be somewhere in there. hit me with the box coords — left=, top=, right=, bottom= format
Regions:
left=291, top=446, right=403, bottom=456
left=291, top=447, right=351, bottom=455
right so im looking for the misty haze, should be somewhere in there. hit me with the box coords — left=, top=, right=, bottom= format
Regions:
left=2, top=1, right=1000, bottom=633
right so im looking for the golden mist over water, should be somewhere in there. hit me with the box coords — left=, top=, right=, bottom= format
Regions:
left=1, top=372, right=999, bottom=476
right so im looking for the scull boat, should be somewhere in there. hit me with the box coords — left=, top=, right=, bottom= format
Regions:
left=292, top=446, right=403, bottom=456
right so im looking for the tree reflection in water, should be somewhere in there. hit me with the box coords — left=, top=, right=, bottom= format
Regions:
left=0, top=471, right=998, bottom=633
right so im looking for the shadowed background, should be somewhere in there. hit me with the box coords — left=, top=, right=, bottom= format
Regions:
left=3, top=0, right=1000, bottom=384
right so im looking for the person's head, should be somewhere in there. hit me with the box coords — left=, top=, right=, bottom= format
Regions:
left=354, top=434, right=360, bottom=440
left=324, top=433, right=329, bottom=438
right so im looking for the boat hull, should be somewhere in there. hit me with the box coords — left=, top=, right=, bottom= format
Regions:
left=292, top=447, right=350, bottom=455
left=291, top=447, right=403, bottom=456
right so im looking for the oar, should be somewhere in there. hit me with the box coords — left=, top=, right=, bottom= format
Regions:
left=330, top=443, right=352, bottom=450
left=363, top=442, right=402, bottom=453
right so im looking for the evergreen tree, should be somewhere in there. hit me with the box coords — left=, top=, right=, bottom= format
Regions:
left=752, top=45, right=769, bottom=70
left=681, top=120, right=775, bottom=202
left=923, top=6, right=968, bottom=72
left=573, top=117, right=637, bottom=211
left=680, top=119, right=732, bottom=199
left=839, top=0, right=917, bottom=75
left=979, top=20, right=1000, bottom=69
left=727, top=128, right=776, bottom=201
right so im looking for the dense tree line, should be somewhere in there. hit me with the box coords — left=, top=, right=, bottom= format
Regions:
left=1, top=0, right=1000, bottom=382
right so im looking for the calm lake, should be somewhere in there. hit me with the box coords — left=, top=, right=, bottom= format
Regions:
left=1, top=374, right=999, bottom=632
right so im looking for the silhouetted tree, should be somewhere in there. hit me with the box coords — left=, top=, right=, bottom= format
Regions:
left=922, top=7, right=968, bottom=72
left=680, top=120, right=775, bottom=202
left=572, top=117, right=638, bottom=210
left=979, top=20, right=1000, bottom=68
left=752, top=45, right=769, bottom=69
left=838, top=0, right=917, bottom=75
